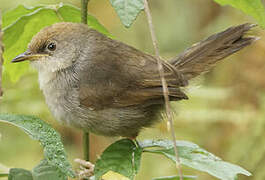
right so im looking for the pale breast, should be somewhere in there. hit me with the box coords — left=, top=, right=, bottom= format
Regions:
left=38, top=70, right=80, bottom=126
left=37, top=69, right=160, bottom=137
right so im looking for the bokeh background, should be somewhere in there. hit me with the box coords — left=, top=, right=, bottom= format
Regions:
left=0, top=0, right=265, bottom=179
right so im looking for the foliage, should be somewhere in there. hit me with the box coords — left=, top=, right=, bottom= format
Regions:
left=214, top=0, right=265, bottom=28
left=95, top=139, right=142, bottom=180
left=109, top=0, right=144, bottom=27
left=32, top=160, right=68, bottom=180
left=110, top=0, right=265, bottom=29
left=7, top=160, right=68, bottom=180
left=8, top=169, right=33, bottom=180
left=94, top=139, right=251, bottom=180
left=152, top=176, right=197, bottom=180
left=2, top=4, right=110, bottom=82
left=0, top=114, right=75, bottom=179
left=1, top=1, right=264, bottom=180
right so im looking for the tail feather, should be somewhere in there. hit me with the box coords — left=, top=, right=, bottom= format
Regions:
left=171, top=23, right=258, bottom=80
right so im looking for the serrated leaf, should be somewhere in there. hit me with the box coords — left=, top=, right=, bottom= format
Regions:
left=2, top=4, right=110, bottom=82
left=141, top=140, right=251, bottom=180
left=0, top=114, right=75, bottom=178
left=110, top=0, right=144, bottom=27
left=152, top=175, right=197, bottom=180
left=214, top=0, right=265, bottom=28
left=32, top=159, right=67, bottom=180
left=8, top=168, right=33, bottom=180
left=94, top=139, right=142, bottom=180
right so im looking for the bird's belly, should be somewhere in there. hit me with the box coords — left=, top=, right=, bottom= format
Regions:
left=42, top=86, right=160, bottom=137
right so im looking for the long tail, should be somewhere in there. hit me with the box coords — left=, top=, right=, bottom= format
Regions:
left=171, top=23, right=258, bottom=80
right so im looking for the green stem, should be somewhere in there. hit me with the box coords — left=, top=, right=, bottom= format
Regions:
left=81, top=0, right=90, bottom=163
left=81, top=0, right=89, bottom=24
left=83, top=132, right=90, bottom=161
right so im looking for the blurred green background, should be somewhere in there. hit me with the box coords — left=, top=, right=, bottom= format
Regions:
left=0, top=0, right=265, bottom=179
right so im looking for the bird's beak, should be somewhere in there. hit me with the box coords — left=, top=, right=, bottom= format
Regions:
left=11, top=51, right=48, bottom=63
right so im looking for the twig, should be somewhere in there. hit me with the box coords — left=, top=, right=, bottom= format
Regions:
left=143, top=1, right=183, bottom=179
left=0, top=10, right=3, bottom=98
left=81, top=0, right=90, bottom=163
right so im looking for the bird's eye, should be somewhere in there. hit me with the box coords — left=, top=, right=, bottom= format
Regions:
left=47, top=42, right=56, bottom=51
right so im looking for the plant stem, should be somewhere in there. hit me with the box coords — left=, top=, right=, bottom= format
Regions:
left=81, top=0, right=90, bottom=163
left=0, top=10, right=3, bottom=97
left=83, top=132, right=90, bottom=161
left=81, top=0, right=89, bottom=24
left=143, top=1, right=183, bottom=179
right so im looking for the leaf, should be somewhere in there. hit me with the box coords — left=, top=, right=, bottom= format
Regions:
left=8, top=168, right=33, bottom=180
left=0, top=173, right=9, bottom=177
left=102, top=171, right=130, bottom=180
left=94, top=139, right=142, bottom=180
left=2, top=5, right=43, bottom=28
left=32, top=159, right=67, bottom=180
left=141, top=140, right=251, bottom=180
left=3, top=8, right=61, bottom=82
left=57, top=4, right=111, bottom=36
left=153, top=175, right=197, bottom=180
left=214, top=0, right=265, bottom=28
left=2, top=4, right=110, bottom=82
left=0, top=114, right=75, bottom=178
left=109, top=0, right=144, bottom=27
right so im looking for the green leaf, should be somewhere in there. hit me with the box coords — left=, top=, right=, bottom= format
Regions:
left=94, top=139, right=142, bottom=180
left=153, top=175, right=197, bottom=180
left=141, top=140, right=251, bottom=180
left=3, top=8, right=61, bottom=82
left=0, top=173, right=9, bottom=177
left=214, top=0, right=265, bottom=28
left=109, top=0, right=144, bottom=27
left=57, top=4, right=111, bottom=36
left=32, top=159, right=67, bottom=180
left=8, top=168, right=33, bottom=180
left=0, top=114, right=75, bottom=178
left=2, top=4, right=110, bottom=82
left=2, top=5, right=43, bottom=28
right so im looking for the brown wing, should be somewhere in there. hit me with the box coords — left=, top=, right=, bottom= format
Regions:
left=78, top=32, right=188, bottom=110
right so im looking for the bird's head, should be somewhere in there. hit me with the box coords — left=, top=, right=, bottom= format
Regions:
left=12, top=22, right=89, bottom=72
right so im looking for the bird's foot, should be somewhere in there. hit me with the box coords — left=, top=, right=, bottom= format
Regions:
left=75, top=158, right=95, bottom=179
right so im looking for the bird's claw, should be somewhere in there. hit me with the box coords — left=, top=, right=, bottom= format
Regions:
left=75, top=158, right=95, bottom=179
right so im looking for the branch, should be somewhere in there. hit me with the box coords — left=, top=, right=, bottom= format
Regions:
left=81, top=0, right=90, bottom=163
left=0, top=10, right=3, bottom=98
left=143, top=1, right=183, bottom=179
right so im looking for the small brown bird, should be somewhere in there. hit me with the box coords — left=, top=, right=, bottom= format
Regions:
left=12, top=22, right=257, bottom=138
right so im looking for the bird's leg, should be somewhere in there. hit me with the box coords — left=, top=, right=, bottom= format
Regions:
left=75, top=158, right=95, bottom=179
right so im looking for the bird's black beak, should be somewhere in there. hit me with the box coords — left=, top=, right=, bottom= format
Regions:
left=11, top=51, right=48, bottom=63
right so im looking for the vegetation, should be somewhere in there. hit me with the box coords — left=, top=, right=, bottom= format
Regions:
left=0, top=0, right=264, bottom=179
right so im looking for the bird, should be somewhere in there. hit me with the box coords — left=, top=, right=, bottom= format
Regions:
left=12, top=22, right=257, bottom=139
